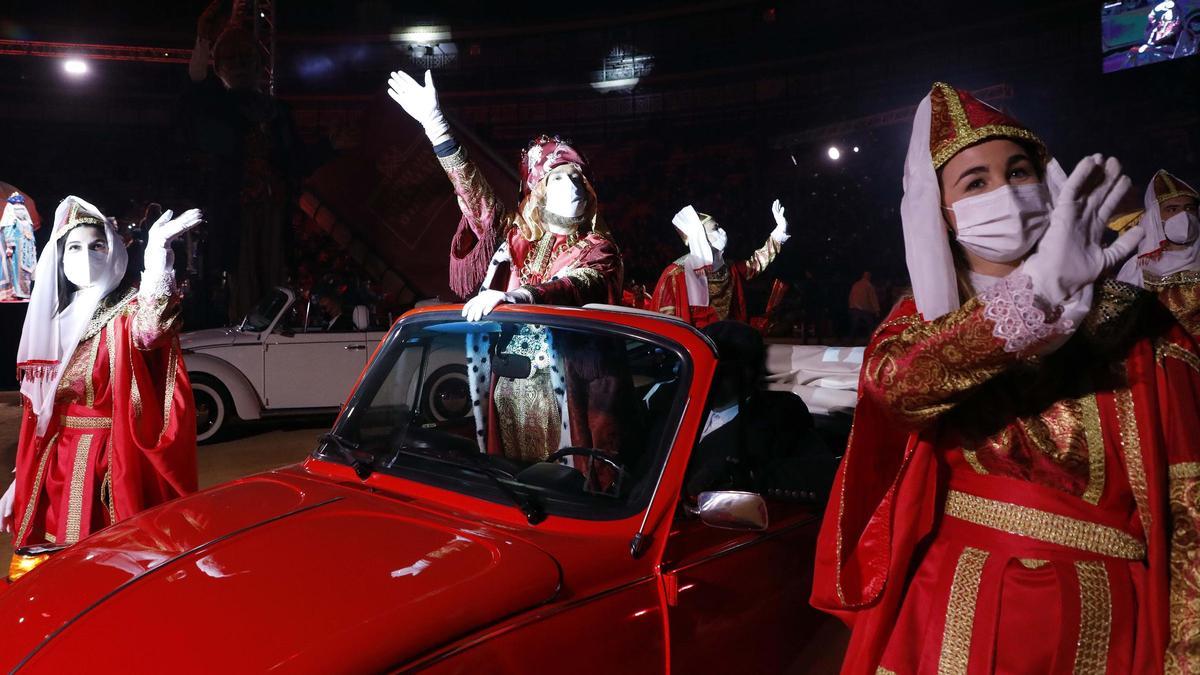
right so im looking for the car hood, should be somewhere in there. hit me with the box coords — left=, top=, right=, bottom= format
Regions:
left=0, top=471, right=561, bottom=673
left=179, top=326, right=261, bottom=350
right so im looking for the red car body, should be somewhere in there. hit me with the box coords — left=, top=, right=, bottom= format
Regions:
left=0, top=305, right=837, bottom=673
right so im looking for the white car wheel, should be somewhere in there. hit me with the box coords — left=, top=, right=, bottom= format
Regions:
left=191, top=376, right=232, bottom=444
left=421, top=365, right=471, bottom=422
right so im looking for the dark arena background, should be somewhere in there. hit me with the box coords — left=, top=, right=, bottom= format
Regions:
left=1, top=2, right=1198, bottom=376
left=0, top=2, right=1199, bottom=671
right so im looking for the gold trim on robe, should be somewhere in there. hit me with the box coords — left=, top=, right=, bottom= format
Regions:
left=64, top=433, right=94, bottom=543
left=944, top=490, right=1145, bottom=560
left=1079, top=393, right=1106, bottom=505
left=1115, top=388, right=1152, bottom=537
left=1074, top=560, right=1113, bottom=675
left=1166, top=462, right=1200, bottom=672
left=938, top=546, right=989, bottom=675
left=15, top=432, right=58, bottom=545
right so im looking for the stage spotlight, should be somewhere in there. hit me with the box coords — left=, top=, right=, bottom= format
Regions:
left=391, top=25, right=453, bottom=44
left=827, top=146, right=841, bottom=160
left=853, top=146, right=860, bottom=153
left=63, top=59, right=88, bottom=76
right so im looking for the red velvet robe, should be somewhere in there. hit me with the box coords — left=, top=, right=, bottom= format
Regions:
left=438, top=144, right=626, bottom=486
left=650, top=237, right=781, bottom=329
left=12, top=286, right=197, bottom=549
left=812, top=282, right=1200, bottom=673
left=651, top=260, right=748, bottom=329
left=440, top=145, right=622, bottom=305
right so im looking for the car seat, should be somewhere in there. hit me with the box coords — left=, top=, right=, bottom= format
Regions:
left=352, top=305, right=370, bottom=330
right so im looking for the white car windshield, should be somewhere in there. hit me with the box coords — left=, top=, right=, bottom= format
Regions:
left=320, top=312, right=689, bottom=521
left=240, top=289, right=290, bottom=332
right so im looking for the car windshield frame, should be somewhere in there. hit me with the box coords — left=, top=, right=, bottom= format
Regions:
left=239, top=288, right=290, bottom=333
left=314, top=309, right=697, bottom=522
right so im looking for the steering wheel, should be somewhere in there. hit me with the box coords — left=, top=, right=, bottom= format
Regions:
left=544, top=448, right=626, bottom=496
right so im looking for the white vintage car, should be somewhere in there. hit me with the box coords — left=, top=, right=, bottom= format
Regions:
left=180, top=288, right=469, bottom=443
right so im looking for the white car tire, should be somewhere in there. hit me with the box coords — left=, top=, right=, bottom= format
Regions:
left=191, top=375, right=238, bottom=444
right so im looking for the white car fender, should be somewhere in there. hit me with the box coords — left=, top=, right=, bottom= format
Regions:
left=185, top=352, right=264, bottom=421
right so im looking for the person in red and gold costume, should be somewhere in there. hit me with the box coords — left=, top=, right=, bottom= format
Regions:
left=385, top=69, right=621, bottom=315
left=385, top=69, right=627, bottom=477
left=650, top=201, right=789, bottom=328
left=1115, top=169, right=1200, bottom=339
left=0, top=197, right=200, bottom=557
left=811, top=82, right=1200, bottom=673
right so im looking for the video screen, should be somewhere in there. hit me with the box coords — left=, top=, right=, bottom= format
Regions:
left=1103, top=1, right=1199, bottom=72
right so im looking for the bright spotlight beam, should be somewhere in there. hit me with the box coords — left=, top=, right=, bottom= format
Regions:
left=390, top=25, right=452, bottom=44
left=63, top=58, right=88, bottom=75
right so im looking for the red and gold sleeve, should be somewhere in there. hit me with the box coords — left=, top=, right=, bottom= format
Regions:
left=1149, top=272, right=1200, bottom=341
left=742, top=235, right=782, bottom=281
left=439, top=145, right=514, bottom=249
left=1153, top=330, right=1200, bottom=672
left=131, top=274, right=182, bottom=351
left=860, top=297, right=1017, bottom=429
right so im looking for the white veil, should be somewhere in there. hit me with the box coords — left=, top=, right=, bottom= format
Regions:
left=1116, top=172, right=1200, bottom=286
left=16, top=196, right=128, bottom=437
left=901, top=91, right=1067, bottom=320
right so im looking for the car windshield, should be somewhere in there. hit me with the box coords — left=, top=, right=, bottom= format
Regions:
left=240, top=289, right=289, bottom=332
left=320, top=313, right=690, bottom=521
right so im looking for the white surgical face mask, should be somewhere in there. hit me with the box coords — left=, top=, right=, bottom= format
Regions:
left=947, top=183, right=1052, bottom=263
left=1163, top=211, right=1199, bottom=245
left=62, top=248, right=107, bottom=289
left=706, top=226, right=728, bottom=253
left=544, top=174, right=586, bottom=218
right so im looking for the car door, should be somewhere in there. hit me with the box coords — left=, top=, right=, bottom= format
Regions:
left=659, top=497, right=839, bottom=674
left=263, top=329, right=369, bottom=409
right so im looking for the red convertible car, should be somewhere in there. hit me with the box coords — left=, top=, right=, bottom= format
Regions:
left=0, top=304, right=840, bottom=673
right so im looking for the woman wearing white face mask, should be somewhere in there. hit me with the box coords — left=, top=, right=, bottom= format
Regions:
left=386, top=69, right=622, bottom=320
left=1115, top=169, right=1200, bottom=338
left=0, top=197, right=201, bottom=574
left=811, top=83, right=1200, bottom=673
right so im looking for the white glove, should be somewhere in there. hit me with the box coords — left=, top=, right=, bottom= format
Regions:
left=462, top=289, right=513, bottom=322
left=770, top=199, right=790, bottom=243
left=1019, top=154, right=1131, bottom=307
left=144, top=208, right=204, bottom=276
left=1102, top=224, right=1145, bottom=273
left=1, top=481, right=15, bottom=535
left=387, top=69, right=451, bottom=146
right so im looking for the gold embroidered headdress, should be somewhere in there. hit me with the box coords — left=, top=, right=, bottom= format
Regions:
left=1151, top=169, right=1199, bottom=205
left=52, top=200, right=106, bottom=240
left=928, top=82, right=1047, bottom=171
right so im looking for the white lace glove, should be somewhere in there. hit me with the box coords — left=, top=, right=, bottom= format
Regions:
left=386, top=69, right=451, bottom=146
left=144, top=208, right=204, bottom=277
left=1018, top=155, right=1131, bottom=311
left=1, top=480, right=15, bottom=535
left=1102, top=224, right=1145, bottom=273
left=462, top=289, right=522, bottom=322
left=770, top=199, right=790, bottom=243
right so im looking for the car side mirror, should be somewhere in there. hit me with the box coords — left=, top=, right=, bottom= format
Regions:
left=492, top=352, right=532, bottom=379
left=696, top=491, right=768, bottom=531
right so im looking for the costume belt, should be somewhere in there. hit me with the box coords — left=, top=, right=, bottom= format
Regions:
left=59, top=403, right=113, bottom=430
left=943, top=488, right=1145, bottom=561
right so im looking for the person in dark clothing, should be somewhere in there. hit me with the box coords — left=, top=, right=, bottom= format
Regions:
left=315, top=289, right=354, bottom=332
left=683, top=320, right=838, bottom=502
left=179, top=0, right=308, bottom=326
